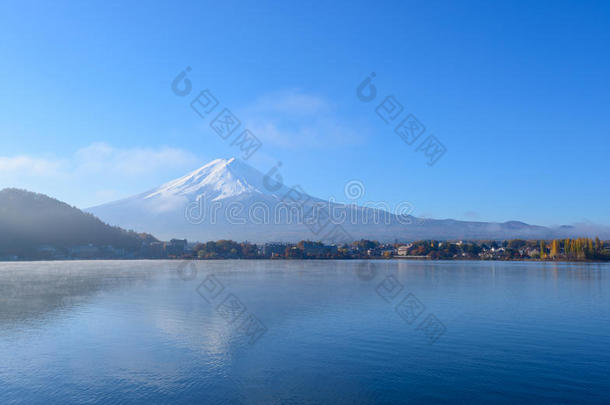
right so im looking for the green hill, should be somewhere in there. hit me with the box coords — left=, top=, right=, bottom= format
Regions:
left=0, top=188, right=157, bottom=258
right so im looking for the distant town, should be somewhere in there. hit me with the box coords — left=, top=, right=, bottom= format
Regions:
left=4, top=237, right=609, bottom=262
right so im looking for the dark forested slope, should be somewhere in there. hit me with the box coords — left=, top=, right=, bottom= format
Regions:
left=0, top=188, right=157, bottom=257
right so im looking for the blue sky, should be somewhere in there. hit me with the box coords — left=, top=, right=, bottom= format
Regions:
left=1, top=0, right=609, bottom=226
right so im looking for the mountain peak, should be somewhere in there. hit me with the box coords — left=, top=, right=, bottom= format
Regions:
left=206, top=157, right=236, bottom=167
left=141, top=157, right=268, bottom=202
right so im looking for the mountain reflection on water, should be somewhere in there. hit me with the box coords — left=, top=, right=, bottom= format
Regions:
left=0, top=260, right=608, bottom=405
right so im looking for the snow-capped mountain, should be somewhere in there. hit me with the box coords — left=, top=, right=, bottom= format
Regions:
left=87, top=157, right=557, bottom=242
left=139, top=158, right=286, bottom=202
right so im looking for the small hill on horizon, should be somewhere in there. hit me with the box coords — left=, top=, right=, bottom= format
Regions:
left=0, top=188, right=157, bottom=258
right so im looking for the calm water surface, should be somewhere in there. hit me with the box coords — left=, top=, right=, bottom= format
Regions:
left=0, top=260, right=608, bottom=404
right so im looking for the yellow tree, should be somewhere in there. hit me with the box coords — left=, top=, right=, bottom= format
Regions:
left=550, top=240, right=559, bottom=259
left=575, top=239, right=584, bottom=260
left=540, top=240, right=546, bottom=259
left=571, top=239, right=577, bottom=258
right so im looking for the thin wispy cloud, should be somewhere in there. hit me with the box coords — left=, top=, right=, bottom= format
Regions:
left=74, top=143, right=197, bottom=176
left=245, top=90, right=330, bottom=115
left=0, top=143, right=197, bottom=179
left=240, top=90, right=365, bottom=149
left=0, top=155, right=65, bottom=177
left=0, top=143, right=199, bottom=207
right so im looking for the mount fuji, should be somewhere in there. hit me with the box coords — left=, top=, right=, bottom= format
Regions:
left=87, top=157, right=556, bottom=243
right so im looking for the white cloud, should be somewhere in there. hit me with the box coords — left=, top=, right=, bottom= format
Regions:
left=0, top=155, right=65, bottom=177
left=240, top=90, right=364, bottom=149
left=0, top=143, right=197, bottom=180
left=74, top=143, right=197, bottom=176
left=0, top=143, right=200, bottom=207
left=246, top=90, right=330, bottom=115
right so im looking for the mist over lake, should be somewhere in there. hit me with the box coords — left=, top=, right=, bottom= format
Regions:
left=1, top=260, right=608, bottom=404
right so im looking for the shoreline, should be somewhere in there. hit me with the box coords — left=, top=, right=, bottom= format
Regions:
left=1, top=258, right=608, bottom=264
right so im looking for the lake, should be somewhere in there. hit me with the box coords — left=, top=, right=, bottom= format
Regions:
left=0, top=260, right=608, bottom=404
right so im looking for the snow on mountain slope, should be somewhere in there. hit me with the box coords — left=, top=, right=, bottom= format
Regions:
left=103, top=158, right=296, bottom=209
left=142, top=158, right=277, bottom=201
left=87, top=157, right=555, bottom=242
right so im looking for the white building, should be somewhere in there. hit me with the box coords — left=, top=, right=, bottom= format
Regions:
left=396, top=244, right=412, bottom=256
